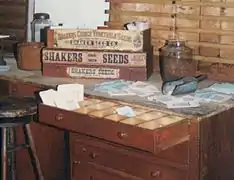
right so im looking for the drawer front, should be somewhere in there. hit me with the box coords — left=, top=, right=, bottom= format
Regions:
left=70, top=134, right=187, bottom=180
left=72, top=162, right=140, bottom=180
left=40, top=104, right=155, bottom=152
left=9, top=82, right=41, bottom=97
left=39, top=103, right=189, bottom=154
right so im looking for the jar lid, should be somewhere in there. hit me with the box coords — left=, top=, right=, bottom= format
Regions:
left=33, top=13, right=50, bottom=20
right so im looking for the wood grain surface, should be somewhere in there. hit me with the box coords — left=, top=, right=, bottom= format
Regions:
left=105, top=0, right=234, bottom=81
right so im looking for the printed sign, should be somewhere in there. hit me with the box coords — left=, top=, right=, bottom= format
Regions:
left=51, top=29, right=146, bottom=51
left=42, top=49, right=147, bottom=67
left=66, top=67, right=120, bottom=79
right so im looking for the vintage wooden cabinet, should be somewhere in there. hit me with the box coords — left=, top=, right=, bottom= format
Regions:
left=1, top=71, right=234, bottom=180
left=38, top=96, right=234, bottom=180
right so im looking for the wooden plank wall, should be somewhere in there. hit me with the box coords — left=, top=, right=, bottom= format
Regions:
left=0, top=0, right=27, bottom=53
left=105, top=0, right=234, bottom=81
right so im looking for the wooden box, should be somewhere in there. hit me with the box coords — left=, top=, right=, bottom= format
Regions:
left=46, top=28, right=151, bottom=52
left=39, top=98, right=190, bottom=154
left=105, top=0, right=234, bottom=81
left=17, top=42, right=45, bottom=71
left=42, top=48, right=153, bottom=81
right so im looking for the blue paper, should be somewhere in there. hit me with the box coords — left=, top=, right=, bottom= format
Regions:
left=208, top=83, right=234, bottom=94
left=0, top=65, right=10, bottom=72
left=116, top=106, right=135, bottom=118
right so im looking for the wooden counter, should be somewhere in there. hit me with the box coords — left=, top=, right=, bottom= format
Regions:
left=1, top=58, right=234, bottom=180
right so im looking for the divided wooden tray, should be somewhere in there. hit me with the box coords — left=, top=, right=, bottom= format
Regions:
left=39, top=97, right=190, bottom=154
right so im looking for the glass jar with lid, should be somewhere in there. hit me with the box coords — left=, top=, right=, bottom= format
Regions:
left=159, top=37, right=196, bottom=82
left=31, top=13, right=52, bottom=42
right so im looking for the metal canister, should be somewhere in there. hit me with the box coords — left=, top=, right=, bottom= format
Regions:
left=159, top=38, right=196, bottom=82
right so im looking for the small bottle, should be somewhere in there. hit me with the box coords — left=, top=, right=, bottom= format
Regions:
left=31, top=13, right=51, bottom=42
left=159, top=36, right=196, bottom=82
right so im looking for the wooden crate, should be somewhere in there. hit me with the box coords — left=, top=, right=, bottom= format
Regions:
left=42, top=48, right=149, bottom=67
left=46, top=28, right=151, bottom=52
left=42, top=63, right=151, bottom=81
left=105, top=0, right=234, bottom=82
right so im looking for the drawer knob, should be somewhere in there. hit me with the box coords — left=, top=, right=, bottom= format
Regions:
left=73, top=160, right=80, bottom=164
left=12, top=88, right=17, bottom=93
left=151, top=170, right=161, bottom=177
left=55, top=113, right=63, bottom=121
left=117, top=132, right=128, bottom=139
left=90, top=153, right=97, bottom=159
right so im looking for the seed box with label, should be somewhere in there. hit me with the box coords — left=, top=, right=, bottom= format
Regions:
left=46, top=28, right=151, bottom=52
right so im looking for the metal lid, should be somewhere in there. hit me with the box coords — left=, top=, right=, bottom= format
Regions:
left=33, top=13, right=50, bottom=20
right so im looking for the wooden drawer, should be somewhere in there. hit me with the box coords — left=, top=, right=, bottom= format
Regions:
left=9, top=82, right=41, bottom=97
left=72, top=162, right=143, bottom=180
left=39, top=99, right=190, bottom=154
left=70, top=134, right=187, bottom=180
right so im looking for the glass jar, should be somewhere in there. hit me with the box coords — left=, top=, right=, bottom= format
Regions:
left=159, top=38, right=196, bottom=82
left=31, top=13, right=51, bottom=42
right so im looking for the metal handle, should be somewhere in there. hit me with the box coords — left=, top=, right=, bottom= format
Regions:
left=90, top=152, right=98, bottom=159
left=117, top=132, right=128, bottom=139
left=73, top=160, right=79, bottom=164
left=151, top=170, right=161, bottom=177
left=71, top=160, right=80, bottom=177
left=55, top=113, right=63, bottom=121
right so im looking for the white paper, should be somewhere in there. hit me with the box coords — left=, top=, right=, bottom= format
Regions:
left=166, top=101, right=200, bottom=109
left=39, top=83, right=84, bottom=110
left=127, top=82, right=160, bottom=97
left=57, top=83, right=84, bottom=102
left=53, top=91, right=80, bottom=111
left=147, top=94, right=201, bottom=108
left=39, top=89, right=57, bottom=107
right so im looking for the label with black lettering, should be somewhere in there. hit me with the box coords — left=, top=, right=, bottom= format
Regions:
left=42, top=49, right=147, bottom=67
left=52, top=29, right=144, bottom=51
left=66, top=67, right=120, bottom=79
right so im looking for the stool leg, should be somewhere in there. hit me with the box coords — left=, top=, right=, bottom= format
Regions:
left=23, top=124, right=44, bottom=180
left=1, top=127, right=7, bottom=180
left=9, top=127, right=16, bottom=180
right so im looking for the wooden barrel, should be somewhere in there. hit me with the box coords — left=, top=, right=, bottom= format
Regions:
left=17, top=42, right=44, bottom=71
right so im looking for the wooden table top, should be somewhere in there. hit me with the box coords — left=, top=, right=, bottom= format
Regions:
left=0, top=57, right=233, bottom=119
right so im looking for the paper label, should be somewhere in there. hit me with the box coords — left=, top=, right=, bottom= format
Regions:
left=52, top=29, right=144, bottom=51
left=42, top=49, right=146, bottom=67
left=66, top=67, right=120, bottom=79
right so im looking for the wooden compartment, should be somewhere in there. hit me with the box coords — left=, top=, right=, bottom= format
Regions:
left=105, top=0, right=234, bottom=81
left=39, top=98, right=190, bottom=154
left=42, top=48, right=148, bottom=67
left=46, top=28, right=151, bottom=52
